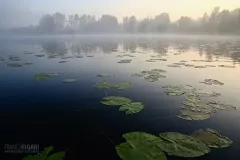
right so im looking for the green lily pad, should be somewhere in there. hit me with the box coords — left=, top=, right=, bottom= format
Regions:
left=59, top=61, right=68, bottom=63
left=7, top=63, right=23, bottom=67
left=158, top=132, right=210, bottom=157
left=62, top=79, right=77, bottom=83
left=190, top=129, right=233, bottom=148
left=22, top=146, right=65, bottom=160
left=118, top=59, right=132, bottom=63
left=119, top=102, right=144, bottom=114
left=178, top=110, right=212, bottom=121
left=23, top=63, right=33, bottom=65
left=163, top=85, right=185, bottom=96
left=96, top=82, right=113, bottom=89
left=218, top=65, right=235, bottom=68
left=146, top=60, right=156, bottom=62
left=184, top=64, right=195, bottom=67
left=167, top=64, right=181, bottom=68
left=151, top=69, right=167, bottom=73
left=114, top=82, right=132, bottom=90
left=97, top=74, right=114, bottom=78
left=9, top=56, right=20, bottom=61
left=116, top=132, right=167, bottom=160
left=149, top=58, right=167, bottom=61
left=35, top=54, right=45, bottom=57
left=131, top=73, right=145, bottom=77
left=173, top=62, right=185, bottom=65
left=199, top=79, right=224, bottom=85
left=34, top=73, right=62, bottom=81
left=205, top=65, right=216, bottom=67
left=208, top=101, right=236, bottom=110
left=195, top=65, right=207, bottom=69
left=101, top=96, right=132, bottom=106
left=117, top=54, right=135, bottom=57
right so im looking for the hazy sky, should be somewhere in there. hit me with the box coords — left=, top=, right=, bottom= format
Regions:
left=1, top=0, right=240, bottom=27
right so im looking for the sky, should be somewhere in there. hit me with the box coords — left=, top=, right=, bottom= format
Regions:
left=1, top=0, right=240, bottom=28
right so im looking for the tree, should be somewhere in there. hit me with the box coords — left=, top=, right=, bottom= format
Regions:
left=53, top=12, right=65, bottom=31
left=38, top=15, right=55, bottom=33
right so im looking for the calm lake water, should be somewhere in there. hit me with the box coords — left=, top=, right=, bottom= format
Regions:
left=1, top=35, right=240, bottom=160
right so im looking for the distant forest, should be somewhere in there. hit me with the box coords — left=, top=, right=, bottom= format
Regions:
left=11, top=7, right=240, bottom=35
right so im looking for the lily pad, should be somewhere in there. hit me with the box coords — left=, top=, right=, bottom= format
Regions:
left=199, top=79, right=224, bottom=85
left=131, top=73, right=145, bottom=77
left=7, top=63, right=23, bottom=67
left=116, top=132, right=167, bottom=160
left=208, top=100, right=236, bottom=110
left=23, top=63, right=33, bottom=65
left=205, top=65, right=216, bottom=67
left=151, top=69, right=167, bottom=73
left=86, top=55, right=94, bottom=57
left=149, top=58, right=167, bottom=61
left=144, top=74, right=166, bottom=82
left=35, top=54, right=45, bottom=57
left=190, top=129, right=233, bottom=148
left=117, top=54, right=135, bottom=57
left=96, top=82, right=113, bottom=89
left=62, top=79, right=77, bottom=83
left=101, top=96, right=132, bottom=106
left=9, top=56, right=20, bottom=61
left=178, top=110, right=212, bottom=121
left=22, top=146, right=65, bottom=160
left=97, top=74, right=114, bottom=78
left=195, top=66, right=207, bottom=69
left=118, top=59, right=132, bottom=63
left=114, top=82, right=132, bottom=90
left=119, top=102, right=144, bottom=114
left=167, top=64, right=181, bottom=68
left=59, top=61, right=68, bottom=63
left=146, top=60, right=156, bottom=62
left=24, top=51, right=34, bottom=54
left=34, top=73, right=62, bottom=81
left=173, top=62, right=185, bottom=65
left=158, top=132, right=210, bottom=157
left=218, top=65, right=235, bottom=68
left=184, top=64, right=195, bottom=67
left=163, top=85, right=185, bottom=96
left=180, top=60, right=187, bottom=62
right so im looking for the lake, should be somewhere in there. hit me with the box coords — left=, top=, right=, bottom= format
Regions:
left=1, top=35, right=240, bottom=160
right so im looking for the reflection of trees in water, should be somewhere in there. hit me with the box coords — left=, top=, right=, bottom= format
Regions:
left=41, top=41, right=68, bottom=56
left=34, top=38, right=240, bottom=63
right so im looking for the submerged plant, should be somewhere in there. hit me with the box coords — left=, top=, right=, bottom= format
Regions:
left=96, top=82, right=113, bottom=89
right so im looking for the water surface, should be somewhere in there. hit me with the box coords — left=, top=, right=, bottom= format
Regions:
left=1, top=35, right=240, bottom=159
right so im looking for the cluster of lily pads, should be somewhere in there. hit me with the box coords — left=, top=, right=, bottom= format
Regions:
left=22, top=146, right=65, bottom=160
left=163, top=85, right=236, bottom=120
left=132, top=69, right=167, bottom=82
left=116, top=129, right=232, bottom=160
left=95, top=82, right=132, bottom=90
left=101, top=96, right=144, bottom=114
left=199, top=79, right=224, bottom=85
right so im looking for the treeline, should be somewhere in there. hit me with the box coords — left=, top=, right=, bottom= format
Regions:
left=11, top=7, right=240, bottom=34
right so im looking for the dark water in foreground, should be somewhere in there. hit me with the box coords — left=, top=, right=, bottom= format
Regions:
left=1, top=35, right=240, bottom=160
